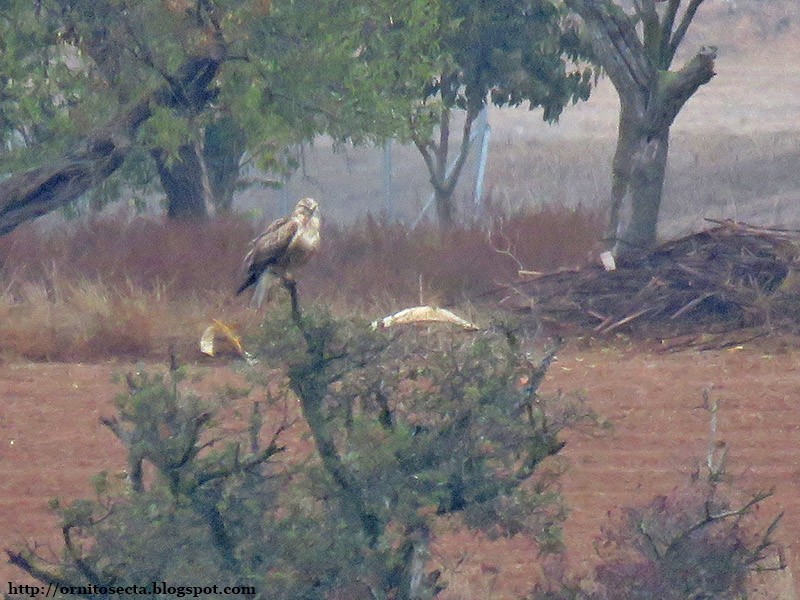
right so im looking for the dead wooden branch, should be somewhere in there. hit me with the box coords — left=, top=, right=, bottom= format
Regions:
left=488, top=221, right=800, bottom=340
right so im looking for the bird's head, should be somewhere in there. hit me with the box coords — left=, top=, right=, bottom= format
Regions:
left=294, top=197, right=319, bottom=218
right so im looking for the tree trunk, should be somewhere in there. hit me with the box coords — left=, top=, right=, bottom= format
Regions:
left=434, top=187, right=455, bottom=231
left=152, top=143, right=212, bottom=221
left=205, top=117, right=246, bottom=213
left=398, top=525, right=436, bottom=600
left=412, top=102, right=479, bottom=231
left=606, top=103, right=639, bottom=248
left=286, top=318, right=383, bottom=547
left=564, top=0, right=715, bottom=256
left=608, top=101, right=672, bottom=254
left=625, top=129, right=669, bottom=250
left=153, top=118, right=247, bottom=219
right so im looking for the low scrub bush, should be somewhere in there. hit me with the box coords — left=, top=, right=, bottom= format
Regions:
left=589, top=479, right=784, bottom=600
left=527, top=394, right=787, bottom=600
left=7, top=301, right=596, bottom=599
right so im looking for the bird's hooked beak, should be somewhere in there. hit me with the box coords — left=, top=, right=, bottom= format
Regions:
left=296, top=198, right=318, bottom=216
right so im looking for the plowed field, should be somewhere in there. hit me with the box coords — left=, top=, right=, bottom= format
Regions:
left=1, top=341, right=797, bottom=597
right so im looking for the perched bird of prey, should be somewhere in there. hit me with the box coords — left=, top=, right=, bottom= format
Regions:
left=236, top=197, right=321, bottom=297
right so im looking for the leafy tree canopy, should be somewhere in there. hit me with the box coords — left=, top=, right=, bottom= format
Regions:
left=0, top=0, right=595, bottom=229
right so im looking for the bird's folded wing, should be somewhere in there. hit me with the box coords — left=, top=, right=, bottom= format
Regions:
left=245, top=217, right=298, bottom=269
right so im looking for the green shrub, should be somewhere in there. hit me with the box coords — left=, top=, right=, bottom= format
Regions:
left=9, top=306, right=594, bottom=599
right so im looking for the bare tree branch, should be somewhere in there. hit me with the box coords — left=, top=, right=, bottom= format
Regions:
left=659, top=0, right=682, bottom=65
left=665, top=488, right=775, bottom=555
left=565, top=0, right=653, bottom=98
left=6, top=550, right=88, bottom=597
left=669, top=0, right=707, bottom=58
left=62, top=526, right=105, bottom=587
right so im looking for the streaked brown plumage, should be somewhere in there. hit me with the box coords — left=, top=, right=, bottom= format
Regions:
left=236, top=198, right=320, bottom=296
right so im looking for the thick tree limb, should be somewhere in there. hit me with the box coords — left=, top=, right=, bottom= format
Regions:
left=411, top=135, right=442, bottom=191
left=660, top=0, right=683, bottom=65
left=636, top=0, right=662, bottom=61
left=0, top=56, right=221, bottom=236
left=286, top=284, right=383, bottom=545
left=437, top=107, right=450, bottom=183
left=565, top=0, right=653, bottom=98
left=0, top=110, right=144, bottom=236
left=445, top=105, right=478, bottom=197
left=6, top=550, right=89, bottom=596
left=670, top=0, right=707, bottom=58
left=644, top=46, right=716, bottom=135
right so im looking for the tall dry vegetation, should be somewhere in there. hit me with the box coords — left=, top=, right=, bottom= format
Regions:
left=311, top=206, right=603, bottom=309
left=0, top=207, right=602, bottom=361
left=0, top=213, right=257, bottom=361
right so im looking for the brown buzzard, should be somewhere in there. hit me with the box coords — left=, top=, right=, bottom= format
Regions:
left=236, top=197, right=321, bottom=296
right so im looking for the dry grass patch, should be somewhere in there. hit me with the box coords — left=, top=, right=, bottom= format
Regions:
left=307, top=206, right=603, bottom=310
left=0, top=278, right=258, bottom=362
left=0, top=206, right=602, bottom=361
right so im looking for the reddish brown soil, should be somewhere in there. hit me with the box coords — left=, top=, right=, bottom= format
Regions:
left=1, top=343, right=798, bottom=597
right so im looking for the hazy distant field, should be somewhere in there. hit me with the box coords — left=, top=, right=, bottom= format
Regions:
left=245, top=2, right=800, bottom=242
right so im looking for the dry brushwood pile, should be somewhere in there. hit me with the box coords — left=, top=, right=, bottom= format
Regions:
left=495, top=220, right=800, bottom=342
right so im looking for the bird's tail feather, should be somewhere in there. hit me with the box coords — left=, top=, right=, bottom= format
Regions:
left=236, top=272, right=259, bottom=296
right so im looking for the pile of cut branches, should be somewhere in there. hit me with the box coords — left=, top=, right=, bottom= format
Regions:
left=494, top=220, right=800, bottom=340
